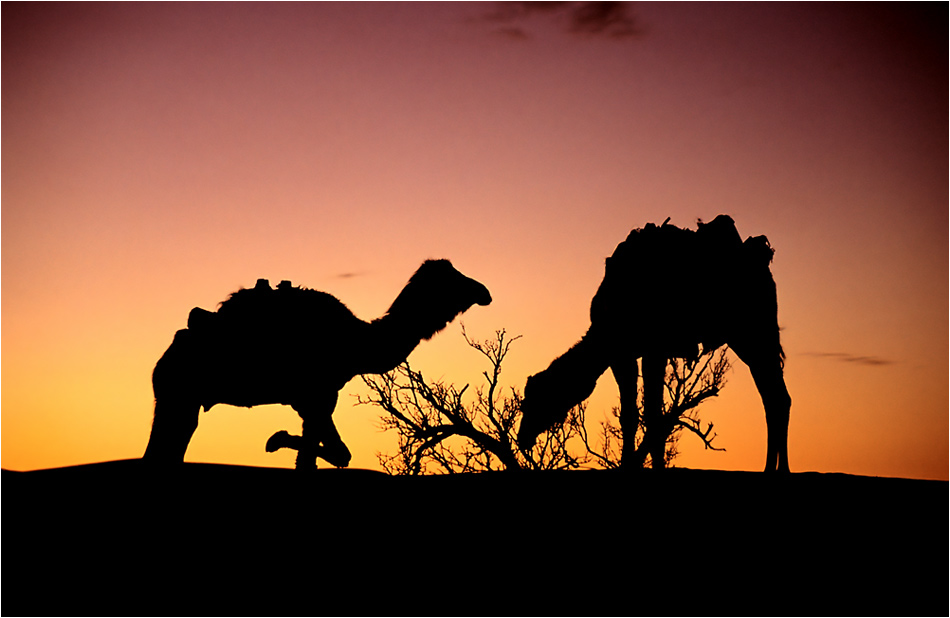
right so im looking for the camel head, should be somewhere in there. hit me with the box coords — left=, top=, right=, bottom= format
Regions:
left=517, top=368, right=581, bottom=451
left=384, top=259, right=492, bottom=341
left=518, top=331, right=604, bottom=450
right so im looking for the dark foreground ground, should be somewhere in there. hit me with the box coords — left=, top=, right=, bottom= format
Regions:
left=3, top=461, right=946, bottom=615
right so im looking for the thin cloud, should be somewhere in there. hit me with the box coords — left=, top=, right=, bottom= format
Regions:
left=333, top=271, right=366, bottom=280
left=484, top=2, right=566, bottom=23
left=495, top=26, right=532, bottom=41
left=484, top=1, right=643, bottom=40
left=804, top=352, right=895, bottom=367
left=568, top=1, right=641, bottom=37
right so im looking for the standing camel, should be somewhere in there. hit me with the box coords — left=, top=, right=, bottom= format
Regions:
left=517, top=215, right=791, bottom=472
left=143, top=259, right=492, bottom=468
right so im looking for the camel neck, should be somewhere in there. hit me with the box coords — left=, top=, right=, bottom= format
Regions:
left=548, top=328, right=612, bottom=400
left=355, top=312, right=445, bottom=375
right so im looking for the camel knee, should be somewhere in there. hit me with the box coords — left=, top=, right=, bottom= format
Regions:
left=770, top=391, right=791, bottom=419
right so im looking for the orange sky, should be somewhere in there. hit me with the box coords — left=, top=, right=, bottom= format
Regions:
left=3, top=3, right=947, bottom=480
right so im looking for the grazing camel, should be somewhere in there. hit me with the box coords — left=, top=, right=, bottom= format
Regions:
left=143, top=259, right=492, bottom=468
left=517, top=215, right=791, bottom=472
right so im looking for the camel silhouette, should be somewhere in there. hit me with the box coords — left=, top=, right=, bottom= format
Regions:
left=143, top=259, right=492, bottom=468
left=517, top=215, right=791, bottom=472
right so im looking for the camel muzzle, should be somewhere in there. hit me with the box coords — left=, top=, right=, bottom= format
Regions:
left=472, top=283, right=492, bottom=307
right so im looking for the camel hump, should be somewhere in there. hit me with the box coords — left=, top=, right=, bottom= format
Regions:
left=213, top=277, right=359, bottom=330
left=697, top=214, right=742, bottom=248
left=218, top=278, right=280, bottom=314
left=187, top=307, right=217, bottom=330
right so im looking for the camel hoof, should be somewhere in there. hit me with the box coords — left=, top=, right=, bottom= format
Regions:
left=294, top=452, right=319, bottom=470
left=320, top=444, right=352, bottom=468
left=266, top=430, right=296, bottom=453
left=322, top=454, right=351, bottom=468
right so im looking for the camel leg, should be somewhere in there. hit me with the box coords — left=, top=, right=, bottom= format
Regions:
left=641, top=354, right=667, bottom=469
left=754, top=364, right=791, bottom=473
left=307, top=413, right=351, bottom=468
left=609, top=353, right=641, bottom=468
left=143, top=398, right=200, bottom=462
left=730, top=344, right=791, bottom=473
left=265, top=429, right=349, bottom=466
left=290, top=393, right=352, bottom=469
left=143, top=329, right=201, bottom=462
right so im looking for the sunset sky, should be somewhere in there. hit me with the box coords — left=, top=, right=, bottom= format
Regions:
left=3, top=2, right=946, bottom=480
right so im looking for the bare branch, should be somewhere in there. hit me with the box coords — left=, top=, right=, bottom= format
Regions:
left=365, top=329, right=730, bottom=475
